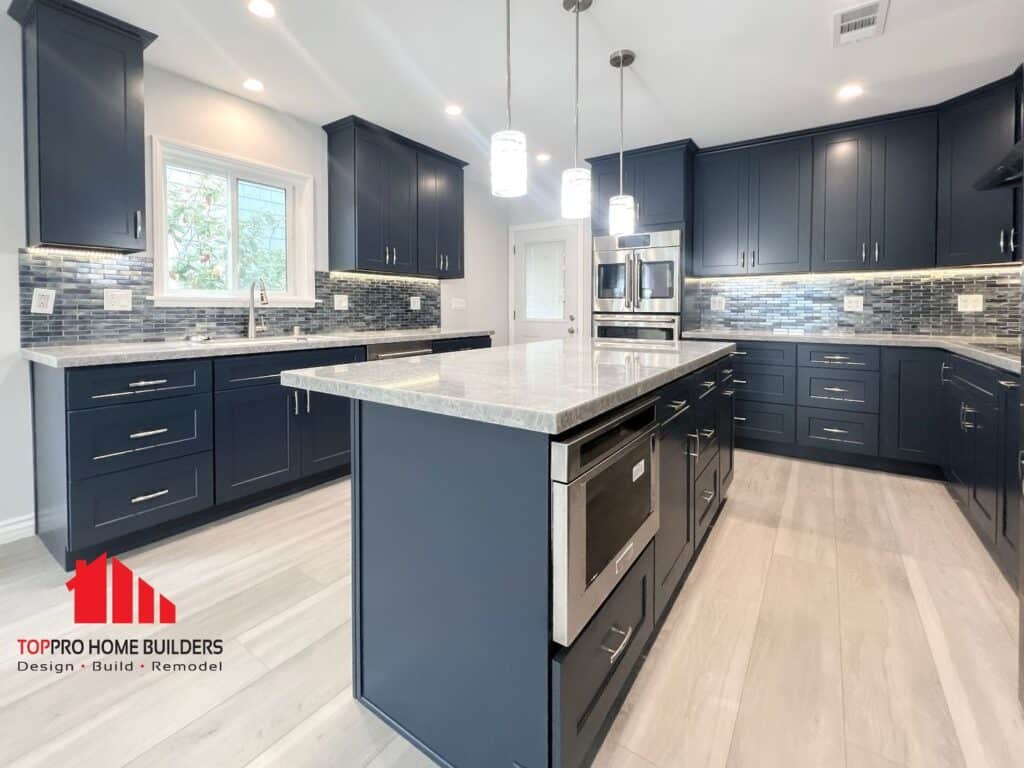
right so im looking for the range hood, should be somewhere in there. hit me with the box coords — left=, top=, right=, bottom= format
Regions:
left=974, top=139, right=1023, bottom=190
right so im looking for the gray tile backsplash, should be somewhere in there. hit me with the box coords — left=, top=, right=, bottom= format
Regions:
left=691, top=267, right=1021, bottom=338
left=19, top=250, right=441, bottom=347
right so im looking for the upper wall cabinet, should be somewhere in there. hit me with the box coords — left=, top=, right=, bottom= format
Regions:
left=324, top=116, right=467, bottom=278
left=812, top=113, right=938, bottom=272
left=693, top=137, right=812, bottom=276
left=937, top=77, right=1019, bottom=266
left=588, top=142, right=695, bottom=237
left=9, top=0, right=156, bottom=253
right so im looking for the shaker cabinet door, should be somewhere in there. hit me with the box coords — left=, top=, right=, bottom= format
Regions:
left=747, top=138, right=812, bottom=275
left=693, top=150, right=750, bottom=276
left=811, top=129, right=873, bottom=272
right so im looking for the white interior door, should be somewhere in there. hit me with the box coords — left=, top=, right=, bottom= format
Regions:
left=511, top=224, right=580, bottom=343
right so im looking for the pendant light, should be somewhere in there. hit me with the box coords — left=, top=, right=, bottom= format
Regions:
left=491, top=0, right=527, bottom=198
left=608, top=49, right=636, bottom=236
left=560, top=0, right=592, bottom=219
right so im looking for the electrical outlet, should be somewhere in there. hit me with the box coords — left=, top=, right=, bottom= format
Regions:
left=333, top=294, right=349, bottom=311
left=450, top=297, right=467, bottom=311
left=104, top=288, right=133, bottom=311
left=410, top=296, right=422, bottom=311
left=710, top=295, right=726, bottom=311
left=843, top=295, right=864, bottom=312
left=957, top=294, right=984, bottom=313
left=31, top=288, right=56, bottom=315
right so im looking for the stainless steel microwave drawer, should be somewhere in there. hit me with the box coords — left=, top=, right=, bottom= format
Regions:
left=552, top=544, right=653, bottom=768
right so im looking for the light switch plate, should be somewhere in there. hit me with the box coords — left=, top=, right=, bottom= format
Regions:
left=31, top=288, right=56, bottom=315
left=843, top=295, right=864, bottom=312
left=104, top=288, right=133, bottom=311
left=410, top=296, right=422, bottom=311
left=333, top=294, right=349, bottom=311
left=710, top=295, right=726, bottom=311
left=450, top=297, right=467, bottom=311
left=957, top=294, right=984, bottom=313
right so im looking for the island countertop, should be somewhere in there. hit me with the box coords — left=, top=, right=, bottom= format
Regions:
left=280, top=338, right=735, bottom=434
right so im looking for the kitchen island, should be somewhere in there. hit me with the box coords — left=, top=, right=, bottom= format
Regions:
left=282, top=338, right=736, bottom=768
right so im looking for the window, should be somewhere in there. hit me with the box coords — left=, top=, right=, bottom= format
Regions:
left=152, top=138, right=315, bottom=307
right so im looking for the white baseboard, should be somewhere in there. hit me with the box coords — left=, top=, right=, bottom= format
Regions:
left=0, top=514, right=34, bottom=546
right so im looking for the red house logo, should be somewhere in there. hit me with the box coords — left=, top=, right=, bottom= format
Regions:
left=65, top=554, right=176, bottom=624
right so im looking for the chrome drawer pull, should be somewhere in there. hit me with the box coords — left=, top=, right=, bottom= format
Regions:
left=734, top=416, right=747, bottom=422
left=600, top=624, right=635, bottom=665
left=823, top=387, right=849, bottom=393
left=129, top=428, right=169, bottom=440
left=700, top=428, right=716, bottom=440
left=731, top=351, right=747, bottom=356
left=998, top=379, right=1018, bottom=389
left=701, top=380, right=716, bottom=388
left=721, top=368, right=733, bottom=376
left=822, top=355, right=850, bottom=361
left=131, top=489, right=169, bottom=504
left=723, top=389, right=735, bottom=397
left=733, top=379, right=747, bottom=385
left=701, top=489, right=716, bottom=504
left=129, top=379, right=168, bottom=388
left=940, top=362, right=951, bottom=384
left=822, top=427, right=848, bottom=435
left=667, top=400, right=690, bottom=412
left=688, top=432, right=701, bottom=459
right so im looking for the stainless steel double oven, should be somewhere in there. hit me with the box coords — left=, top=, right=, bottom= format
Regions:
left=551, top=397, right=660, bottom=646
left=592, top=229, right=683, bottom=342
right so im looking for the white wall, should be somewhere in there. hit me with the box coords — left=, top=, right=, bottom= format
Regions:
left=0, top=15, right=35, bottom=544
left=441, top=179, right=511, bottom=347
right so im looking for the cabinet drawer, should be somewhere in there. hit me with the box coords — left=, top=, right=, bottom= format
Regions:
left=732, top=363, right=796, bottom=405
left=214, top=347, right=365, bottom=391
left=734, top=401, right=796, bottom=444
left=657, top=376, right=694, bottom=422
left=552, top=545, right=653, bottom=768
left=797, top=407, right=879, bottom=456
left=68, top=395, right=212, bottom=480
left=946, top=355, right=1002, bottom=402
left=694, top=382, right=719, bottom=476
left=727, top=341, right=796, bottom=367
left=69, top=453, right=214, bottom=550
left=797, top=369, right=880, bottom=413
left=798, top=344, right=879, bottom=371
left=67, top=360, right=211, bottom=410
left=431, top=336, right=492, bottom=354
left=694, top=459, right=720, bottom=545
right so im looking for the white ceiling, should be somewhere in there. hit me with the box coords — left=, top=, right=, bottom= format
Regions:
left=88, top=0, right=1023, bottom=199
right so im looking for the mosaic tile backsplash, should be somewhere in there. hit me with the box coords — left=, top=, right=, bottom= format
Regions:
left=19, top=250, right=441, bottom=347
left=691, top=267, right=1022, bottom=338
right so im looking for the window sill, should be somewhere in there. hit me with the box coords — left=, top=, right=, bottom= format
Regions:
left=149, top=296, right=319, bottom=309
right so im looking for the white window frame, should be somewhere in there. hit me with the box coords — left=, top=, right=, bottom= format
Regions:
left=150, top=136, right=316, bottom=308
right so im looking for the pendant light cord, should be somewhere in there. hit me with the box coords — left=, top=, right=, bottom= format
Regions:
left=573, top=2, right=580, bottom=168
left=506, top=0, right=512, bottom=130
left=618, top=57, right=625, bottom=195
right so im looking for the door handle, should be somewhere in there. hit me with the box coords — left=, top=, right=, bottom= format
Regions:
left=701, top=489, right=716, bottom=504
left=134, top=209, right=144, bottom=240
left=600, top=624, right=634, bottom=665
left=293, top=390, right=300, bottom=416
left=688, top=431, right=701, bottom=459
left=751, top=250, right=756, bottom=268
left=861, top=243, right=866, bottom=264
left=874, top=242, right=879, bottom=263
left=733, top=379, right=747, bottom=385
left=741, top=251, right=746, bottom=269
left=306, top=390, right=311, bottom=414
left=624, top=255, right=633, bottom=309
left=667, top=399, right=690, bottom=412
left=700, top=428, right=716, bottom=440
left=999, top=229, right=1006, bottom=254
left=940, top=362, right=951, bottom=384
left=1011, top=227, right=1018, bottom=253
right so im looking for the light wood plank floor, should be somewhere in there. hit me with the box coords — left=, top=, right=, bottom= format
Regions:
left=0, top=450, right=1021, bottom=767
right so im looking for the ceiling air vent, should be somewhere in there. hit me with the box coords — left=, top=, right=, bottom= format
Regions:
left=833, top=0, right=890, bottom=47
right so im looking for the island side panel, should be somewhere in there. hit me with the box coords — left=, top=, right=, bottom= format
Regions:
left=353, top=401, right=552, bottom=768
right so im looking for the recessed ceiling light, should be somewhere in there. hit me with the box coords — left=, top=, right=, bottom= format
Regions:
left=243, top=78, right=265, bottom=93
left=536, top=153, right=552, bottom=164
left=444, top=104, right=463, bottom=117
left=837, top=83, right=865, bottom=101
left=247, top=0, right=275, bottom=18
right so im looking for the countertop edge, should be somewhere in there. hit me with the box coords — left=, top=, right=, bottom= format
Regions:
left=21, top=329, right=496, bottom=368
left=680, top=332, right=1021, bottom=375
left=281, top=343, right=736, bottom=435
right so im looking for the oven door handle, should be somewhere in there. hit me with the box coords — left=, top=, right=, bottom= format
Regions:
left=624, top=254, right=633, bottom=309
left=633, top=253, right=642, bottom=308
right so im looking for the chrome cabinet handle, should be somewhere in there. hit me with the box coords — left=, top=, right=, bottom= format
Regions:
left=741, top=251, right=746, bottom=268
left=751, top=250, right=757, bottom=268
left=293, top=390, right=299, bottom=416
left=1011, top=227, right=1018, bottom=252
left=667, top=400, right=690, bottom=412
left=721, top=368, right=734, bottom=376
left=131, top=489, right=169, bottom=504
left=874, top=242, right=879, bottom=263
left=959, top=402, right=966, bottom=429
left=701, top=489, right=716, bottom=504
left=999, top=229, right=1006, bottom=254
left=384, top=246, right=389, bottom=264
left=861, top=243, right=866, bottom=264
left=135, top=209, right=144, bottom=240
left=306, top=390, right=312, bottom=414
left=940, top=362, right=951, bottom=384
left=723, top=389, right=735, bottom=397
left=129, top=379, right=168, bottom=388
left=1018, top=449, right=1024, bottom=483
left=734, top=416, right=748, bottom=422
left=997, top=379, right=1019, bottom=389
left=130, top=427, right=169, bottom=440
left=688, top=431, right=701, bottom=459
left=731, top=351, right=748, bottom=356
left=733, top=379, right=747, bottom=385
left=700, top=428, right=716, bottom=440
left=600, top=625, right=634, bottom=665
left=822, top=427, right=848, bottom=435
left=823, top=355, right=850, bottom=361
left=962, top=405, right=977, bottom=430
left=823, top=387, right=849, bottom=393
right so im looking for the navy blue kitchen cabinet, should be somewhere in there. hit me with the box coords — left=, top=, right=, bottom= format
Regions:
left=997, top=377, right=1020, bottom=581
left=879, top=348, right=943, bottom=465
left=417, top=152, right=464, bottom=278
left=9, top=0, right=156, bottom=252
left=588, top=142, right=695, bottom=237
left=302, top=389, right=354, bottom=476
left=938, top=77, right=1018, bottom=266
left=431, top=335, right=492, bottom=354
left=694, top=138, right=812, bottom=276
left=811, top=128, right=875, bottom=272
left=325, top=116, right=467, bottom=276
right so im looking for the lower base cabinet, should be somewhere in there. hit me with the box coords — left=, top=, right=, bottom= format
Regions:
left=552, top=545, right=654, bottom=768
left=654, top=395, right=696, bottom=621
left=998, top=381, right=1020, bottom=579
left=879, top=348, right=943, bottom=464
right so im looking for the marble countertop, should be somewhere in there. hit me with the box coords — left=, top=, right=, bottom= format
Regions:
left=680, top=330, right=1021, bottom=375
left=281, top=339, right=736, bottom=434
left=21, top=328, right=495, bottom=368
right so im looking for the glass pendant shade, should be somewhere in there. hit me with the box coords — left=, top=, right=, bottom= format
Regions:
left=491, top=130, right=528, bottom=198
left=608, top=194, right=636, bottom=236
left=561, top=167, right=591, bottom=219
